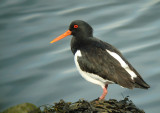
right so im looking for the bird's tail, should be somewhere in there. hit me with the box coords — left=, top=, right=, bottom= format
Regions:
left=134, top=77, right=150, bottom=89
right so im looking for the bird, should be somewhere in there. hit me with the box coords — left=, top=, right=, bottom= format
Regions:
left=50, top=20, right=150, bottom=100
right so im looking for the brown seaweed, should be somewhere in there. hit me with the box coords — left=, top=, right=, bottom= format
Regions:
left=41, top=97, right=145, bottom=113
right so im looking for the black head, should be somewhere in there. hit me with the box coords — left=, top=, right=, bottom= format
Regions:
left=69, top=20, right=93, bottom=39
left=50, top=20, right=93, bottom=44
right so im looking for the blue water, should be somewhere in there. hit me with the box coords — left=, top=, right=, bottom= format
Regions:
left=0, top=0, right=160, bottom=112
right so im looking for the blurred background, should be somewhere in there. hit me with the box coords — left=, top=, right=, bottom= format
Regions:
left=0, top=0, right=160, bottom=112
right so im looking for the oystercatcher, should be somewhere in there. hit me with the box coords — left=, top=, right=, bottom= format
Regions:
left=50, top=20, right=150, bottom=100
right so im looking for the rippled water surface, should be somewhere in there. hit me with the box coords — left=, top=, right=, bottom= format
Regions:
left=0, top=0, right=160, bottom=112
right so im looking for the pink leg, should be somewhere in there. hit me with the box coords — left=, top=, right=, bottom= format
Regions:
left=99, top=84, right=108, bottom=100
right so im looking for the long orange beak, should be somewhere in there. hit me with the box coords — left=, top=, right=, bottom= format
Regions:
left=50, top=30, right=72, bottom=43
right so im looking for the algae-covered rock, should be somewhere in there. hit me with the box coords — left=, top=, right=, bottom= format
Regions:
left=41, top=97, right=145, bottom=113
left=2, top=103, right=41, bottom=113
left=2, top=97, right=145, bottom=113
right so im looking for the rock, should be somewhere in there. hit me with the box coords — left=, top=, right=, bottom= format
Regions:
left=2, top=97, right=145, bottom=113
left=41, top=97, right=145, bottom=113
left=2, top=103, right=41, bottom=113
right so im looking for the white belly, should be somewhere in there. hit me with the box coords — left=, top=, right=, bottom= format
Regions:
left=74, top=50, right=114, bottom=88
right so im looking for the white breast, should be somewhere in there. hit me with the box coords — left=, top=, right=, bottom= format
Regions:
left=74, top=50, right=114, bottom=88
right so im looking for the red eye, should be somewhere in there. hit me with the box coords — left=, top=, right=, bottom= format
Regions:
left=74, top=25, right=78, bottom=28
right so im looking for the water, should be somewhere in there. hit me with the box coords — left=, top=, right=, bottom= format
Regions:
left=0, top=0, right=160, bottom=112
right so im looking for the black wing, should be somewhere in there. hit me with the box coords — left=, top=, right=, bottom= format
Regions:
left=77, top=38, right=150, bottom=89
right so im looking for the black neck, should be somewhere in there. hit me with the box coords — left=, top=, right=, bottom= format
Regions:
left=70, top=36, right=91, bottom=54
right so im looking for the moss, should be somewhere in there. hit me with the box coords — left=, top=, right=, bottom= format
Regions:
left=2, top=103, right=41, bottom=113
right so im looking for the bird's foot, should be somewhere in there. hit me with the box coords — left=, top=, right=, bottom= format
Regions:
left=99, top=96, right=105, bottom=100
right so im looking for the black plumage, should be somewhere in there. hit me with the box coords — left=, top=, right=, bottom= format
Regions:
left=72, top=37, right=149, bottom=89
